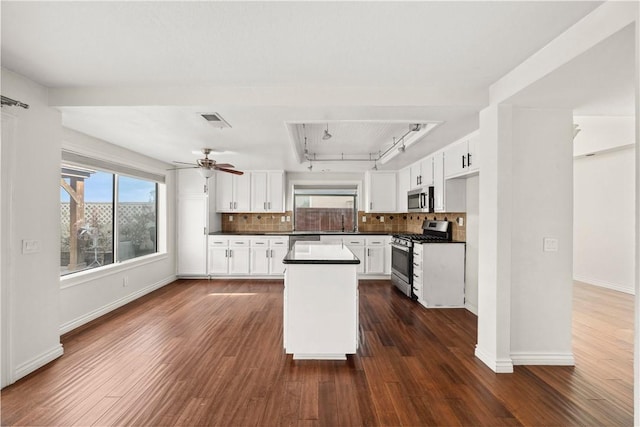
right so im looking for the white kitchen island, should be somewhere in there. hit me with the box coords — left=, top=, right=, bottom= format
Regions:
left=282, top=242, right=360, bottom=360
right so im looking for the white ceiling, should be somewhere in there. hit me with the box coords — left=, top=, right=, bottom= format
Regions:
left=3, top=1, right=630, bottom=173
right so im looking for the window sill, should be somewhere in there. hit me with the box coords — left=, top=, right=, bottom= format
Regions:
left=60, top=252, right=169, bottom=289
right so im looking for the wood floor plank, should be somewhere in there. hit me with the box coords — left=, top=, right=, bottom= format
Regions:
left=1, top=279, right=633, bottom=426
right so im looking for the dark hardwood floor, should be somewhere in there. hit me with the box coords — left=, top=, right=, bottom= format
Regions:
left=1, top=279, right=634, bottom=426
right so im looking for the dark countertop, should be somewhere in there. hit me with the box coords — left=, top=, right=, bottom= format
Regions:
left=282, top=242, right=361, bottom=265
left=209, top=231, right=393, bottom=236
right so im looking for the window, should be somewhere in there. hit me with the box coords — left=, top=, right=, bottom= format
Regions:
left=60, top=156, right=161, bottom=276
left=293, top=187, right=357, bottom=232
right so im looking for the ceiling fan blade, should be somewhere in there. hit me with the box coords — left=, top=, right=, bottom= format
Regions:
left=213, top=163, right=234, bottom=168
left=166, top=166, right=197, bottom=171
left=215, top=167, right=244, bottom=175
left=173, top=161, right=196, bottom=166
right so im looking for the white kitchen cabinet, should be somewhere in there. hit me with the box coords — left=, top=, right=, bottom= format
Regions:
left=177, top=194, right=208, bottom=276
left=250, top=171, right=285, bottom=212
left=409, top=157, right=434, bottom=189
left=216, top=172, right=250, bottom=212
left=420, top=243, right=465, bottom=307
left=412, top=244, right=424, bottom=303
left=434, top=151, right=466, bottom=212
left=177, top=169, right=209, bottom=276
left=365, top=171, right=397, bottom=213
left=444, top=132, right=479, bottom=178
left=396, top=167, right=411, bottom=212
left=208, top=236, right=250, bottom=275
left=269, top=238, right=288, bottom=275
left=250, top=239, right=270, bottom=275
left=365, top=236, right=389, bottom=274
left=250, top=236, right=288, bottom=275
left=343, top=236, right=365, bottom=274
left=433, top=151, right=445, bottom=212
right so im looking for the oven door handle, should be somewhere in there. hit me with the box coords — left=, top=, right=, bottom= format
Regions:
left=391, top=243, right=411, bottom=253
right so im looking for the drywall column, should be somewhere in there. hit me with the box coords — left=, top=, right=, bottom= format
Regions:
left=509, top=108, right=574, bottom=365
left=634, top=9, right=639, bottom=427
left=1, top=69, right=64, bottom=384
left=475, top=104, right=514, bottom=373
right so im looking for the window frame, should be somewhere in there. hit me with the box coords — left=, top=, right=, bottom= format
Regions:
left=60, top=160, right=161, bottom=277
left=293, top=188, right=358, bottom=232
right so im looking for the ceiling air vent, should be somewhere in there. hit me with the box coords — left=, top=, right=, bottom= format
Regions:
left=200, top=112, right=232, bottom=129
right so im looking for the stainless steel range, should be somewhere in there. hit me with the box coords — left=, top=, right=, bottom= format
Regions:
left=390, top=220, right=452, bottom=299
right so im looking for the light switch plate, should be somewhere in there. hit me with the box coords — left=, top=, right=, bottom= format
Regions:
left=543, top=237, right=558, bottom=252
left=229, top=216, right=233, bottom=222
left=362, top=216, right=366, bottom=222
left=281, top=216, right=285, bottom=222
left=380, top=216, right=384, bottom=222
left=22, top=239, right=41, bottom=254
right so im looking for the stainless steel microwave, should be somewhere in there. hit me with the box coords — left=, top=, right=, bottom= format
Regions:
left=407, top=186, right=434, bottom=212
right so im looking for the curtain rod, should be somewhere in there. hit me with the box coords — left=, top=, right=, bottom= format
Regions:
left=1, top=95, right=29, bottom=109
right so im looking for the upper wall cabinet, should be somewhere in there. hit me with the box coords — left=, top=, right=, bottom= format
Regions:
left=444, top=132, right=479, bottom=178
left=365, top=171, right=397, bottom=213
left=251, top=171, right=285, bottom=212
left=409, top=157, right=434, bottom=189
left=216, top=172, right=251, bottom=212
left=396, top=167, right=411, bottom=212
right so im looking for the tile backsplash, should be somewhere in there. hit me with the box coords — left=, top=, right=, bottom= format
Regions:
left=220, top=210, right=466, bottom=241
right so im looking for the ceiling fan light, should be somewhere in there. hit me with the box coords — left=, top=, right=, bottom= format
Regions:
left=199, top=167, right=215, bottom=179
left=322, top=129, right=332, bottom=140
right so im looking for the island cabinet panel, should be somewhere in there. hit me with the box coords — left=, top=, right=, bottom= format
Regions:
left=284, top=264, right=358, bottom=359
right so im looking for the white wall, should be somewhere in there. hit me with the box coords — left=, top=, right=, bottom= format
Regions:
left=573, top=116, right=636, bottom=294
left=1, top=69, right=64, bottom=384
left=59, top=128, right=176, bottom=334
left=464, top=175, right=479, bottom=314
left=509, top=108, right=574, bottom=364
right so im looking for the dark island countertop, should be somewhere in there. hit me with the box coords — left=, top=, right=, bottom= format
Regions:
left=282, top=242, right=361, bottom=265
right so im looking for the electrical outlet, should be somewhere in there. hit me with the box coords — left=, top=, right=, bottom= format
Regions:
left=362, top=216, right=367, bottom=223
left=457, top=217, right=464, bottom=227
left=229, top=216, right=233, bottom=222
left=286, top=216, right=291, bottom=222
left=281, top=216, right=285, bottom=222
left=22, top=239, right=41, bottom=254
left=543, top=237, right=559, bottom=252
left=380, top=216, right=384, bottom=222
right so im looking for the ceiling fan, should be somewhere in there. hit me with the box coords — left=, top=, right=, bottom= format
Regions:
left=171, top=148, right=244, bottom=178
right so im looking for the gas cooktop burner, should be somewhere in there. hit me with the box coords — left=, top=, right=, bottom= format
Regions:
left=392, top=220, right=453, bottom=244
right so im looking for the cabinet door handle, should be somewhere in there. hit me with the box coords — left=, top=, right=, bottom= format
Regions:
left=467, top=153, right=472, bottom=167
left=271, top=249, right=274, bottom=258
left=264, top=202, right=267, bottom=210
left=268, top=202, right=271, bottom=210
left=229, top=202, right=232, bottom=210
left=225, top=249, right=228, bottom=257
left=367, top=248, right=370, bottom=256
left=234, top=202, right=237, bottom=209
left=266, top=249, right=269, bottom=258
left=229, top=249, right=232, bottom=257
left=369, top=202, right=372, bottom=210
left=462, top=155, right=466, bottom=169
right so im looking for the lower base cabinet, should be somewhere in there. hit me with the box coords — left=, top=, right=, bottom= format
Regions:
left=209, top=235, right=288, bottom=276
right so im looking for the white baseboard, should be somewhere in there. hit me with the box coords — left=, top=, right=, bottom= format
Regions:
left=59, top=274, right=176, bottom=335
left=511, top=351, right=575, bottom=366
left=464, top=302, right=478, bottom=315
left=14, top=343, right=64, bottom=383
left=474, top=345, right=513, bottom=373
left=573, top=275, right=634, bottom=295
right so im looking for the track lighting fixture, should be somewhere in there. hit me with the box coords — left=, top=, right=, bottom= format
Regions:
left=322, top=124, right=332, bottom=140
